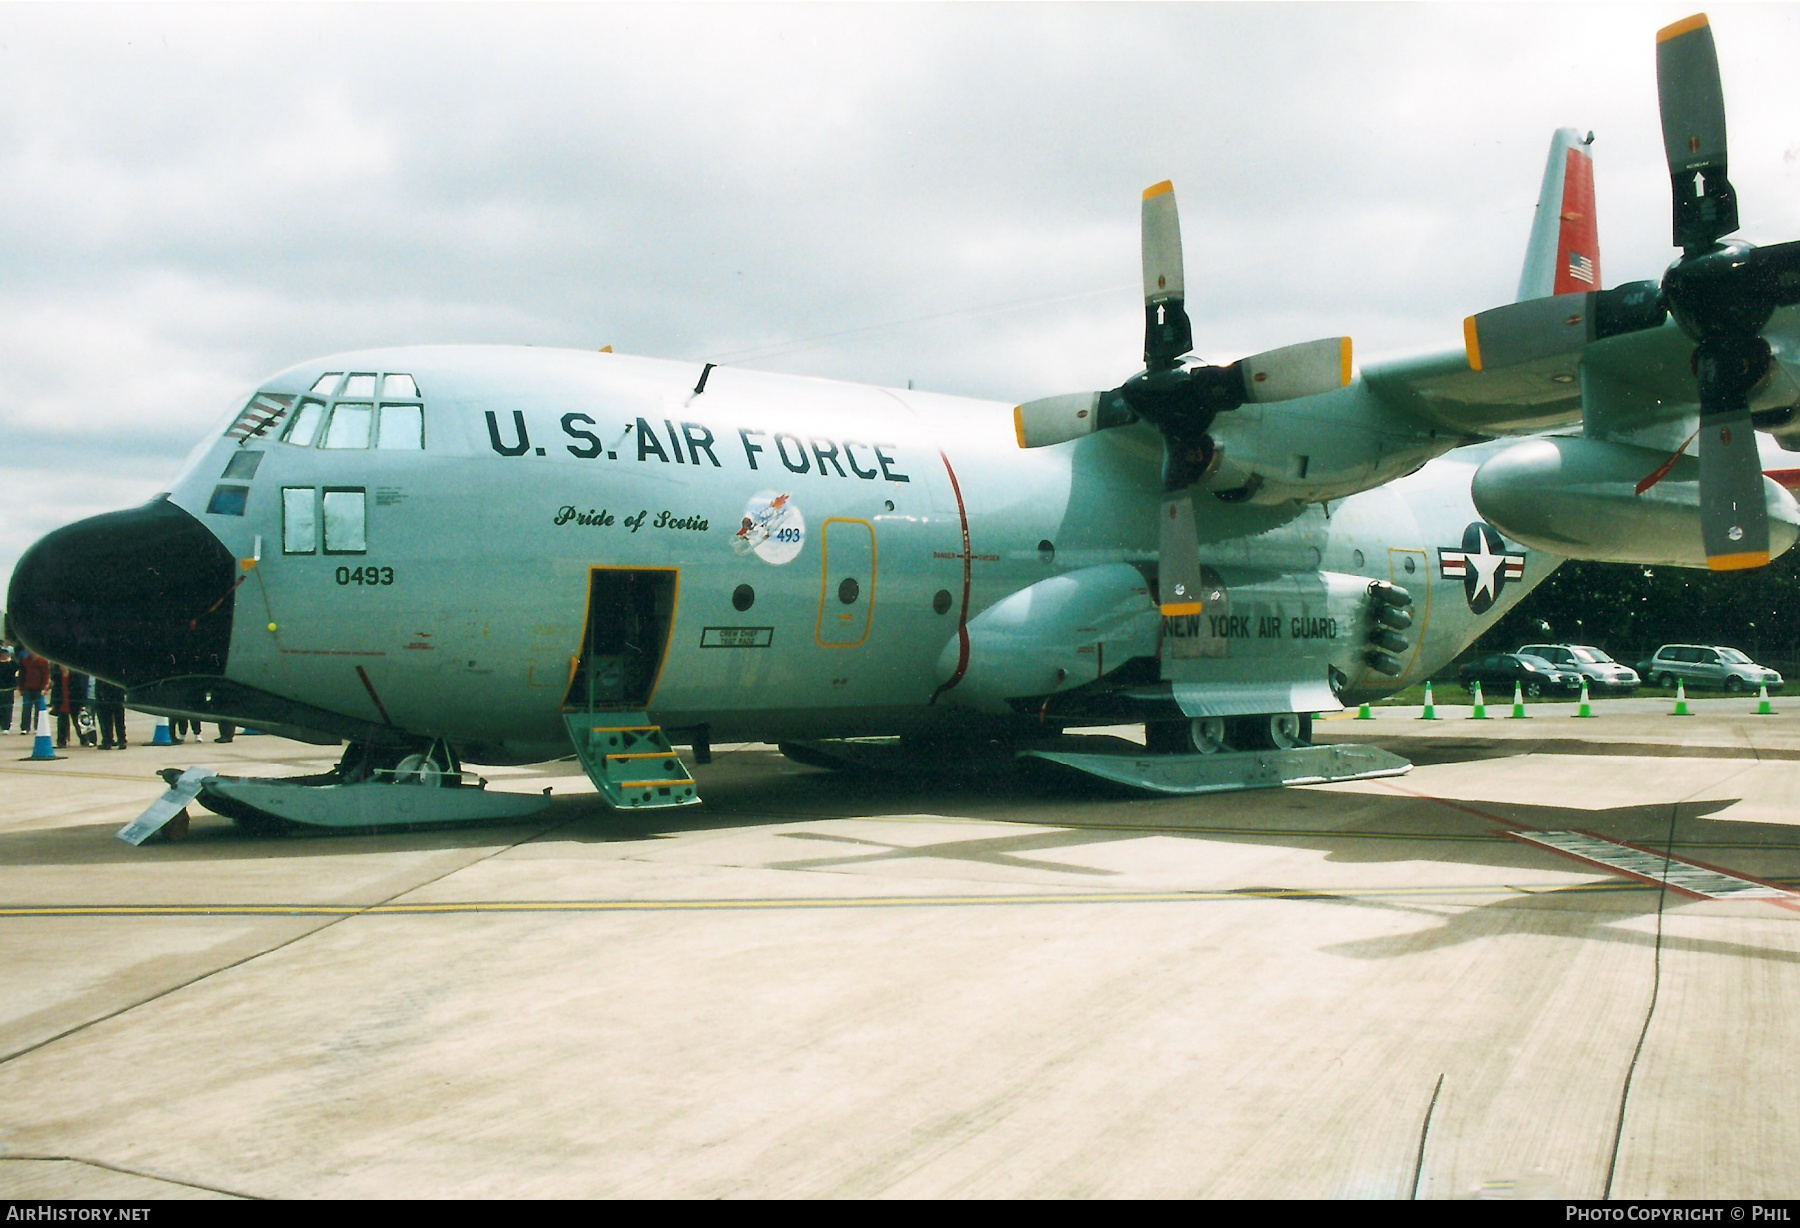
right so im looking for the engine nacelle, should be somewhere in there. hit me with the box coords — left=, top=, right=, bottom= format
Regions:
left=1472, top=436, right=1800, bottom=568
left=934, top=563, right=1160, bottom=714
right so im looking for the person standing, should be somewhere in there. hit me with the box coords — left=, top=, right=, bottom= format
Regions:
left=94, top=678, right=127, bottom=750
left=0, top=646, right=16, bottom=734
left=17, top=650, right=50, bottom=735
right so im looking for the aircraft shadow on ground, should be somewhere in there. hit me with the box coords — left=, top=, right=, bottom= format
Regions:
left=10, top=740, right=1800, bottom=968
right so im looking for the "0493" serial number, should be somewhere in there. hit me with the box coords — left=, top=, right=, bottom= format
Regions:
left=336, top=566, right=394, bottom=586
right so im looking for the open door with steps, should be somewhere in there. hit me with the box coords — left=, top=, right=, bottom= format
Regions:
left=562, top=567, right=699, bottom=809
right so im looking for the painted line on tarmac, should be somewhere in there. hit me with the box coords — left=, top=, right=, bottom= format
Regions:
left=0, top=879, right=1667, bottom=918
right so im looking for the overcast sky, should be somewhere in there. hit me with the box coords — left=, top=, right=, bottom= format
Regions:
left=5, top=1, right=1800, bottom=603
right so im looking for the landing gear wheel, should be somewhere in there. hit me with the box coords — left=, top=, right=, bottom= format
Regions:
left=1145, top=717, right=1228, bottom=754
left=1230, top=713, right=1310, bottom=750
left=393, top=754, right=443, bottom=787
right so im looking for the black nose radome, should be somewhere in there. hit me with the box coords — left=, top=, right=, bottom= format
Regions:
left=7, top=496, right=237, bottom=688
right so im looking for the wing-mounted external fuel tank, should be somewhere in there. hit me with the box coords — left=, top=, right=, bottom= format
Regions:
left=934, top=563, right=1161, bottom=715
left=1471, top=436, right=1800, bottom=568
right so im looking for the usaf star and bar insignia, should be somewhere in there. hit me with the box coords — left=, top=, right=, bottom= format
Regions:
left=1438, top=522, right=1526, bottom=614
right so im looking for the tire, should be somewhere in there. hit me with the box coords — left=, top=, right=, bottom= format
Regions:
left=1725, top=676, right=1746, bottom=694
left=1656, top=673, right=1675, bottom=689
left=1526, top=682, right=1544, bottom=698
left=1146, top=717, right=1227, bottom=755
left=1232, top=713, right=1307, bottom=751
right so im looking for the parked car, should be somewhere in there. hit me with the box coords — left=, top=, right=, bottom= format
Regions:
left=1637, top=644, right=1784, bottom=693
left=1515, top=643, right=1641, bottom=693
left=1458, top=653, right=1584, bottom=698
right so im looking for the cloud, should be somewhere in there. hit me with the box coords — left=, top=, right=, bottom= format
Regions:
left=5, top=2, right=1800, bottom=599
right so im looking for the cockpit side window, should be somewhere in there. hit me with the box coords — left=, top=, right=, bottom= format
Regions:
left=322, top=403, right=373, bottom=449
left=341, top=373, right=378, bottom=398
left=284, top=398, right=326, bottom=447
left=322, top=488, right=367, bottom=553
left=381, top=374, right=419, bottom=399
left=310, top=373, right=344, bottom=396
left=377, top=403, right=424, bottom=449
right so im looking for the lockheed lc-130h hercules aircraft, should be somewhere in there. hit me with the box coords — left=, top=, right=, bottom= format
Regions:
left=11, top=13, right=1800, bottom=839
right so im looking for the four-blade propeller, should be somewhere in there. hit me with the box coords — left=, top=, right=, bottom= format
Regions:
left=1655, top=13, right=1800, bottom=569
left=1466, top=13, right=1800, bottom=570
left=1014, top=181, right=1351, bottom=615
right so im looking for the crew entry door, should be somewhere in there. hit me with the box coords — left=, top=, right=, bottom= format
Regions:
left=565, top=567, right=678, bottom=711
left=817, top=519, right=876, bottom=647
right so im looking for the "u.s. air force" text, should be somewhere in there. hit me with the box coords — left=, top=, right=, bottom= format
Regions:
left=485, top=413, right=910, bottom=483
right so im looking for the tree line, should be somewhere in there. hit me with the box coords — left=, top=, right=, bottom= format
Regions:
left=1470, top=549, right=1800, bottom=668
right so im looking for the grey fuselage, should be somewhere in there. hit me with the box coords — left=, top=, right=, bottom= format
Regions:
left=142, top=344, right=1545, bottom=762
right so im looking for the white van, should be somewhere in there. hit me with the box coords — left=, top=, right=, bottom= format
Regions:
left=1515, top=644, right=1641, bottom=693
left=1642, top=645, right=1783, bottom=693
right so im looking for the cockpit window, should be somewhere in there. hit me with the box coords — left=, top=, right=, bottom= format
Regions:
left=381, top=373, right=419, bottom=399
left=323, top=488, right=367, bottom=553
left=377, top=403, right=424, bottom=450
left=322, top=403, right=373, bottom=449
left=283, top=398, right=326, bottom=447
left=225, top=393, right=294, bottom=444
left=310, top=373, right=343, bottom=395
left=341, top=373, right=378, bottom=398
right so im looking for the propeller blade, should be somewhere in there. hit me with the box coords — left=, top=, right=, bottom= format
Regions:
left=1744, top=239, right=1800, bottom=310
left=1695, top=337, right=1773, bottom=568
left=1238, top=337, right=1353, bottom=403
left=1463, top=281, right=1665, bottom=371
left=1142, top=181, right=1193, bottom=371
left=1698, top=409, right=1770, bottom=568
left=1157, top=494, right=1205, bottom=616
left=1014, top=391, right=1100, bottom=449
left=1657, top=13, right=1738, bottom=250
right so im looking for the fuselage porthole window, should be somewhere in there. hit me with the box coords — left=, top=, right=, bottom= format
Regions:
left=284, top=398, right=326, bottom=447
left=322, top=403, right=373, bottom=449
left=310, top=373, right=344, bottom=396
left=377, top=403, right=424, bottom=450
left=341, top=373, right=378, bottom=398
left=322, top=488, right=367, bottom=554
left=283, top=487, right=318, bottom=554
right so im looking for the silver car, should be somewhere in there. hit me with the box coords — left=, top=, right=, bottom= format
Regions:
left=1643, top=644, right=1783, bottom=693
left=1516, top=643, right=1641, bottom=693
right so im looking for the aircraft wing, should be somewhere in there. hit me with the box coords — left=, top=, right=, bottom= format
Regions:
left=1361, top=318, right=1702, bottom=439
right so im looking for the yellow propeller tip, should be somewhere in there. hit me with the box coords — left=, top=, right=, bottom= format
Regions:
left=1657, top=13, right=1709, bottom=43
left=1708, top=550, right=1770, bottom=572
left=1142, top=180, right=1174, bottom=200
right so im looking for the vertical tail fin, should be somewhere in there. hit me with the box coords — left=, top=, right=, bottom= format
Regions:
left=1517, top=128, right=1601, bottom=301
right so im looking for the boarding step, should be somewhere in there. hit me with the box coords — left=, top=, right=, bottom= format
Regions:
left=564, top=712, right=700, bottom=809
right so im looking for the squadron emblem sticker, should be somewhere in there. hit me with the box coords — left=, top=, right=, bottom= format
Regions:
left=733, top=491, right=805, bottom=564
left=1438, top=522, right=1525, bottom=615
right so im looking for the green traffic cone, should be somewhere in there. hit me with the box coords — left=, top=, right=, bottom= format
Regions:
left=1575, top=677, right=1594, bottom=718
left=1756, top=682, right=1774, bottom=715
left=1673, top=678, right=1691, bottom=716
left=1419, top=680, right=1438, bottom=720
left=1355, top=701, right=1374, bottom=720
left=1470, top=679, right=1488, bottom=719
left=1510, top=680, right=1528, bottom=719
